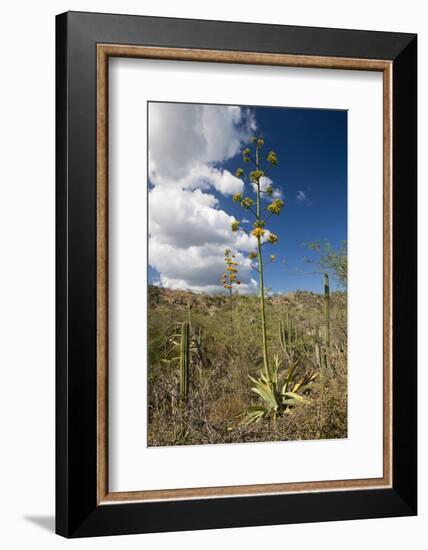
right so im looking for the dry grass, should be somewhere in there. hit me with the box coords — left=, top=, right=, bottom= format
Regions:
left=147, top=286, right=347, bottom=446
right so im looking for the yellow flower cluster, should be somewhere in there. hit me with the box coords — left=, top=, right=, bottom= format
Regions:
left=232, top=193, right=242, bottom=202
left=242, top=147, right=251, bottom=164
left=267, top=199, right=284, bottom=215
left=267, top=150, right=278, bottom=166
left=267, top=233, right=279, bottom=244
left=251, top=227, right=266, bottom=238
left=249, top=170, right=264, bottom=183
left=222, top=250, right=241, bottom=289
left=231, top=220, right=240, bottom=232
left=251, top=136, right=264, bottom=147
left=241, top=197, right=255, bottom=209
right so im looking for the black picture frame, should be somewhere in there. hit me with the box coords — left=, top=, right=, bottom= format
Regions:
left=56, top=11, right=417, bottom=538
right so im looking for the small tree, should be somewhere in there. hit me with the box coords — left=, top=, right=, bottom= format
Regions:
left=304, top=239, right=347, bottom=288
left=231, top=136, right=283, bottom=379
left=303, top=239, right=347, bottom=352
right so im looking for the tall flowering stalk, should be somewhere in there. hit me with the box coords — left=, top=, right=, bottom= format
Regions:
left=231, top=137, right=283, bottom=380
left=221, top=249, right=240, bottom=332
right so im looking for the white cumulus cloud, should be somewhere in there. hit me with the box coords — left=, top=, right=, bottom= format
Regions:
left=149, top=102, right=256, bottom=182
left=148, top=102, right=259, bottom=293
left=184, top=165, right=244, bottom=196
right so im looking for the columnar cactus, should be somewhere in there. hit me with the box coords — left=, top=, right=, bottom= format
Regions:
left=179, top=321, right=190, bottom=406
left=324, top=272, right=330, bottom=349
left=279, top=311, right=296, bottom=353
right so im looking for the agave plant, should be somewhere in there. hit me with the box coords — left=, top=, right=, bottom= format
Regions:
left=232, top=137, right=283, bottom=380
left=240, top=355, right=318, bottom=426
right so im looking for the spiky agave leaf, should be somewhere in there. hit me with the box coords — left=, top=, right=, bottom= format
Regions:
left=238, top=405, right=268, bottom=426
left=281, top=360, right=298, bottom=395
left=283, top=391, right=308, bottom=404
left=291, top=371, right=319, bottom=393
left=249, top=375, right=280, bottom=411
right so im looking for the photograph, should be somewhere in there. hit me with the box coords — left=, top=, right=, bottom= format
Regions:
left=0, top=1, right=420, bottom=544
left=147, top=101, right=348, bottom=447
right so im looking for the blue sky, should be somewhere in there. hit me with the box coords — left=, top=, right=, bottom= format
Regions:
left=221, top=106, right=347, bottom=293
left=148, top=103, right=347, bottom=294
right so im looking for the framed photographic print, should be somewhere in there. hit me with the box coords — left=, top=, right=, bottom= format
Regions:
left=56, top=11, right=417, bottom=538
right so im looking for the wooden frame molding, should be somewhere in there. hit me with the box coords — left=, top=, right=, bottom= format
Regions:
left=96, top=44, right=393, bottom=505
